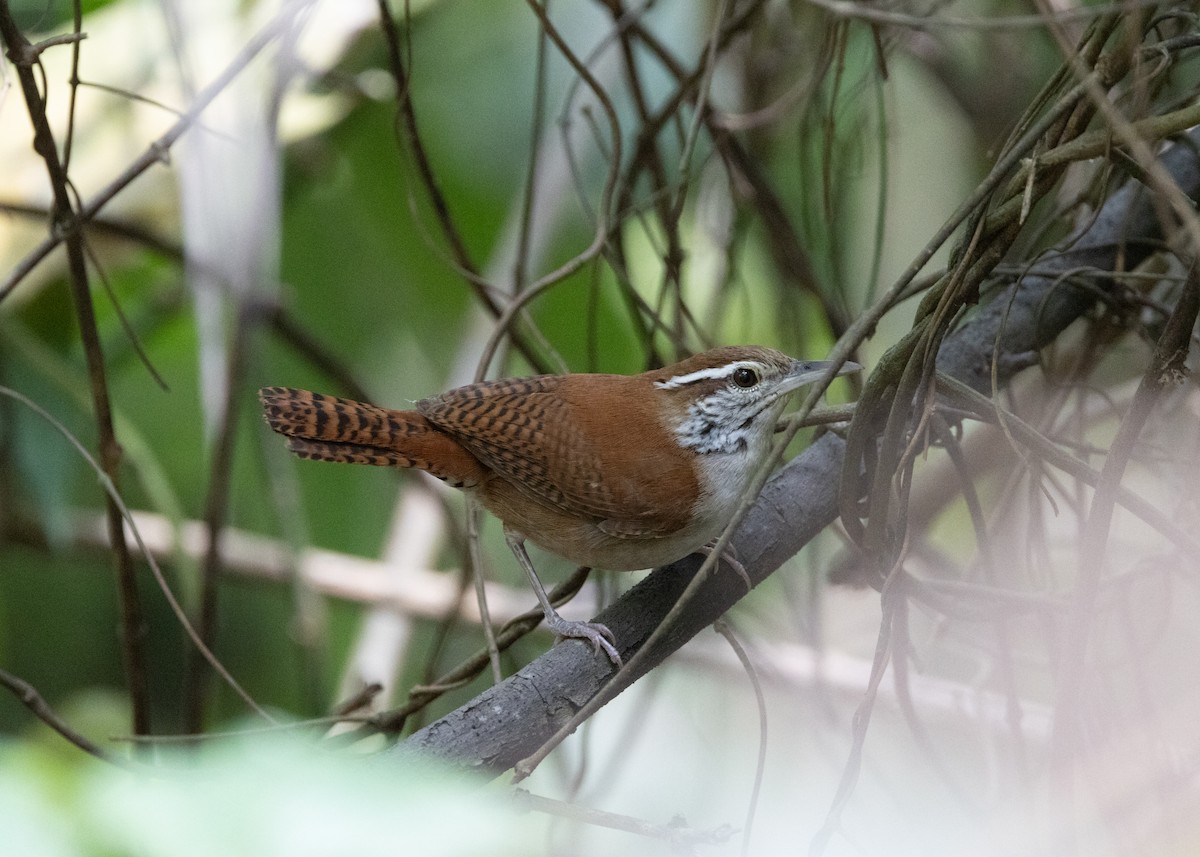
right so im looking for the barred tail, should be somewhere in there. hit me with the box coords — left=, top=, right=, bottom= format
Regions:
left=258, top=387, right=485, bottom=488
left=259, top=386, right=416, bottom=446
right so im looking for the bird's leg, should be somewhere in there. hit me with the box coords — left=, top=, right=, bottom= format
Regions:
left=504, top=528, right=621, bottom=666
left=697, top=539, right=752, bottom=592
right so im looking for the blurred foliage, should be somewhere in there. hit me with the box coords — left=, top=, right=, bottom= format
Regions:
left=0, top=733, right=524, bottom=857
left=8, top=0, right=116, bottom=31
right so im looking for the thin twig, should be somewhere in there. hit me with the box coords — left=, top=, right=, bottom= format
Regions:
left=182, top=305, right=255, bottom=732
left=513, top=789, right=735, bottom=848
left=0, top=0, right=152, bottom=736
left=372, top=0, right=548, bottom=373
left=713, top=620, right=768, bottom=857
left=0, top=666, right=129, bottom=766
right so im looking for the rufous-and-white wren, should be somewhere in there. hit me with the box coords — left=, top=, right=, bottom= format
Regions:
left=259, top=345, right=856, bottom=664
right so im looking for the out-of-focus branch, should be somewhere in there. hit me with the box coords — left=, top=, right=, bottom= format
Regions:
left=0, top=667, right=130, bottom=766
left=0, top=1, right=152, bottom=736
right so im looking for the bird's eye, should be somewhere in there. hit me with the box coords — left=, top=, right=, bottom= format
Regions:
left=732, top=367, right=760, bottom=388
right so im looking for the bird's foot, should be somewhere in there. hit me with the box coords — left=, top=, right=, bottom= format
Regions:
left=698, top=540, right=752, bottom=592
left=544, top=614, right=621, bottom=666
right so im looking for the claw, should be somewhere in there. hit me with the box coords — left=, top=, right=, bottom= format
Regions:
left=545, top=614, right=622, bottom=666
left=505, top=528, right=623, bottom=666
left=697, top=540, right=752, bottom=592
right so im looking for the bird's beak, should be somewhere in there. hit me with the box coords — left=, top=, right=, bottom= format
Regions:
left=778, top=359, right=861, bottom=396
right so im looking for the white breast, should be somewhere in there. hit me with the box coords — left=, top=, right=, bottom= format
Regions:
left=689, top=439, right=771, bottom=538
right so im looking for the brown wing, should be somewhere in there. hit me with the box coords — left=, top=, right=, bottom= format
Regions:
left=417, top=374, right=696, bottom=536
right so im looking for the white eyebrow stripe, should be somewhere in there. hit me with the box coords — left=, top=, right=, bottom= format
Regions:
left=654, top=362, right=750, bottom=390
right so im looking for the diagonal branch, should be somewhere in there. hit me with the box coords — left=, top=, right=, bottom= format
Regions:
left=0, top=666, right=130, bottom=766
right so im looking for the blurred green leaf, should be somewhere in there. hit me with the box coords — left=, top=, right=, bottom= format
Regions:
left=0, top=734, right=527, bottom=857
